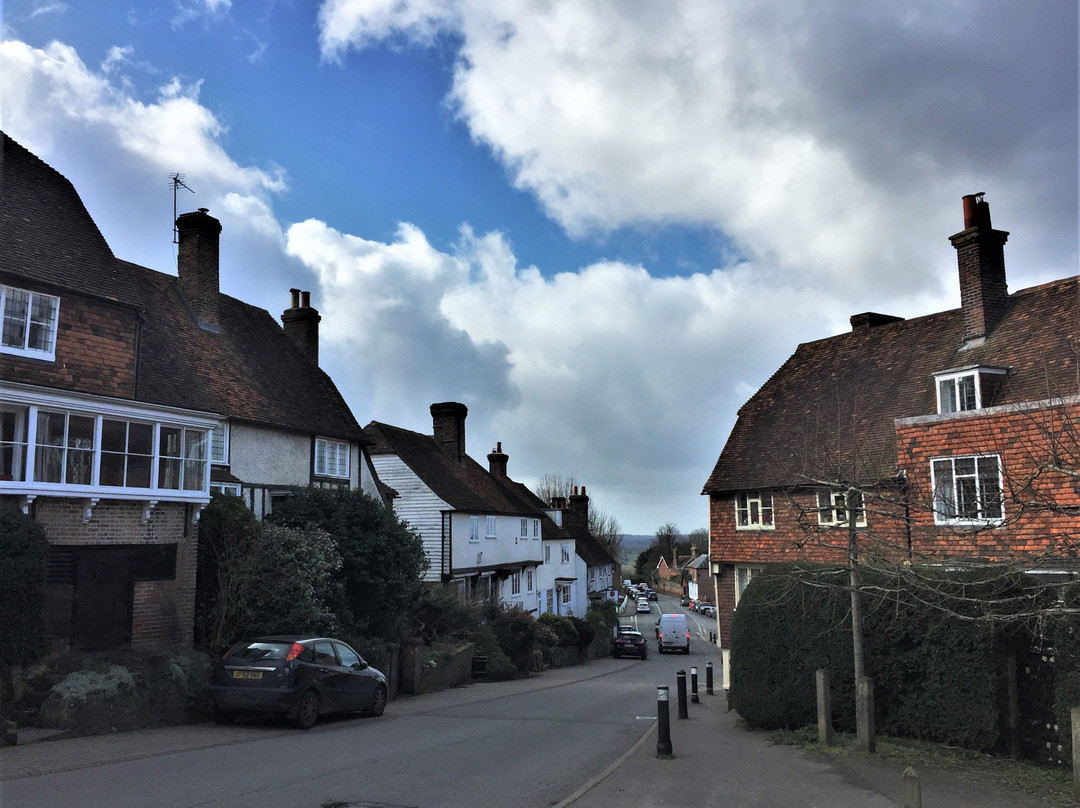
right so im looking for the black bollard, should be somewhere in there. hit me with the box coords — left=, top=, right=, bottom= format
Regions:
left=691, top=666, right=699, bottom=704
left=656, top=686, right=673, bottom=756
left=706, top=661, right=714, bottom=695
left=676, top=669, right=689, bottom=719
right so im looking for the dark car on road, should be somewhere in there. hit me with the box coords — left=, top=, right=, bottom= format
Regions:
left=209, top=635, right=388, bottom=729
left=612, top=630, right=648, bottom=660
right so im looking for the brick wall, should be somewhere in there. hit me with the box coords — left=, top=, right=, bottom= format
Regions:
left=897, top=399, right=1080, bottom=561
left=34, top=499, right=196, bottom=647
left=3, top=293, right=138, bottom=397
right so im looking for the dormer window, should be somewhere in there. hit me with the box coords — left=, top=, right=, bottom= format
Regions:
left=934, top=366, right=1008, bottom=415
left=1, top=284, right=59, bottom=361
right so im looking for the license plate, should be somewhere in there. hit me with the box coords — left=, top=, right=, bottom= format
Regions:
left=232, top=670, right=263, bottom=680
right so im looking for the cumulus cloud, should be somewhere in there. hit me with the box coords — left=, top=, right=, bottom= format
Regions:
left=316, top=0, right=1077, bottom=302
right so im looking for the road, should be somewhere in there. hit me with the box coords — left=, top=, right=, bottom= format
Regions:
left=3, top=597, right=719, bottom=808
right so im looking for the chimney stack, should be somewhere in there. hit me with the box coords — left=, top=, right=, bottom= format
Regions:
left=488, top=442, right=508, bottom=477
left=176, top=208, right=222, bottom=331
left=281, top=288, right=321, bottom=366
left=567, top=485, right=589, bottom=536
left=431, top=402, right=468, bottom=465
left=950, top=193, right=1009, bottom=346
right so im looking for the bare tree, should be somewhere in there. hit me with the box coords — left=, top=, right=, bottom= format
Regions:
left=532, top=473, right=624, bottom=563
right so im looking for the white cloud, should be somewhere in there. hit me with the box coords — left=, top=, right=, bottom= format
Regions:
left=171, top=0, right=232, bottom=30
left=316, top=0, right=1077, bottom=303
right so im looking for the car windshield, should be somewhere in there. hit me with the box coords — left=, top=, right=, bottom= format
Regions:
left=619, top=633, right=642, bottom=641
left=227, top=642, right=293, bottom=662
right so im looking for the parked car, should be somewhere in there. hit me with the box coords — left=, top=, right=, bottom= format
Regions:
left=701, top=605, right=717, bottom=618
left=209, top=635, right=388, bottom=729
left=647, top=590, right=658, bottom=601
left=612, top=630, right=648, bottom=660
left=636, top=598, right=652, bottom=613
left=695, top=601, right=714, bottom=615
left=680, top=596, right=691, bottom=607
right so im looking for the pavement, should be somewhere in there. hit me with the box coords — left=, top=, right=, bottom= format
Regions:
left=1, top=659, right=1071, bottom=807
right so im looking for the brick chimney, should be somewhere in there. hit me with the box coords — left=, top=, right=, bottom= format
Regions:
left=567, top=485, right=589, bottom=536
left=431, top=402, right=468, bottom=465
left=487, top=441, right=508, bottom=477
left=949, top=193, right=1009, bottom=346
left=177, top=208, right=222, bottom=331
left=281, top=288, right=321, bottom=366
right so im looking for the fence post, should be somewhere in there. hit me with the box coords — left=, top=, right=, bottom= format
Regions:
left=856, top=676, right=875, bottom=753
left=902, top=767, right=922, bottom=808
left=816, top=668, right=834, bottom=746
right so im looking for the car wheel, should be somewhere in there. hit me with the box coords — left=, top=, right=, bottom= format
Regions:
left=294, top=690, right=320, bottom=730
left=368, top=684, right=388, bottom=717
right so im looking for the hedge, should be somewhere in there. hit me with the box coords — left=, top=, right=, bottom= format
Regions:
left=730, top=564, right=1041, bottom=752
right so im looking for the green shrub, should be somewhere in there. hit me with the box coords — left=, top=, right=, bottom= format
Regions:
left=730, top=564, right=1033, bottom=752
left=568, top=616, right=595, bottom=648
left=538, top=613, right=578, bottom=647
left=484, top=603, right=540, bottom=673
left=412, top=584, right=482, bottom=644
left=0, top=506, right=49, bottom=666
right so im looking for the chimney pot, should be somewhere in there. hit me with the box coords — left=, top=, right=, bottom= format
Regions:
left=290, top=288, right=301, bottom=308
left=301, top=290, right=311, bottom=308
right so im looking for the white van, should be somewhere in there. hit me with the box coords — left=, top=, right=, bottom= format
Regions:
left=657, top=613, right=690, bottom=654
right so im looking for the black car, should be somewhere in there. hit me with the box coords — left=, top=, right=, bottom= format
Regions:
left=209, top=635, right=388, bottom=729
left=612, top=630, right=648, bottom=660
left=647, top=590, right=658, bottom=601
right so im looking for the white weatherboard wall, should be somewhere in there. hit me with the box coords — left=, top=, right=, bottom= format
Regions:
left=371, top=454, right=448, bottom=583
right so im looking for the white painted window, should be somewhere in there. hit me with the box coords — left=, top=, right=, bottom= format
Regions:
left=1, top=284, right=59, bottom=360
left=520, top=518, right=528, bottom=537
left=533, top=519, right=540, bottom=538
left=734, top=565, right=764, bottom=606
left=561, top=584, right=572, bottom=605
left=511, top=571, right=521, bottom=596
left=526, top=568, right=533, bottom=592
left=544, top=543, right=551, bottom=563
left=936, top=372, right=978, bottom=414
left=561, top=543, right=571, bottom=563
left=210, top=482, right=241, bottom=496
left=469, top=515, right=480, bottom=542
left=735, top=492, right=773, bottom=529
left=932, top=455, right=1003, bottom=524
left=1, top=395, right=210, bottom=497
left=817, top=490, right=866, bottom=527
left=0, top=405, right=28, bottom=482
left=314, top=437, right=349, bottom=478
left=486, top=515, right=497, bottom=538
left=210, top=422, right=229, bottom=464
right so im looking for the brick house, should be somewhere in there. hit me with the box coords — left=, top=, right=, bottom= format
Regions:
left=0, top=132, right=379, bottom=650
left=702, top=194, right=1080, bottom=677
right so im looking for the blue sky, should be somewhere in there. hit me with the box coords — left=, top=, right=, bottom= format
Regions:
left=1, top=0, right=1076, bottom=534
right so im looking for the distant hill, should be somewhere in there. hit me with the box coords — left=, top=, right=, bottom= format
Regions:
left=621, top=534, right=656, bottom=556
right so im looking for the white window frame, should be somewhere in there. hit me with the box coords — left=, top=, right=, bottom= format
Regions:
left=485, top=515, right=497, bottom=538
left=816, top=490, right=866, bottom=527
left=931, top=454, right=1004, bottom=525
left=210, top=482, right=242, bottom=496
left=1, top=284, right=59, bottom=361
left=560, top=583, right=572, bottom=605
left=314, top=437, right=349, bottom=478
left=533, top=518, right=540, bottom=539
left=544, top=543, right=551, bottom=563
left=561, top=543, right=571, bottom=564
left=511, top=571, right=521, bottom=596
left=936, top=371, right=979, bottom=414
left=526, top=568, right=533, bottom=592
left=469, top=515, right=480, bottom=543
left=0, top=383, right=214, bottom=504
left=734, top=565, right=764, bottom=607
left=735, top=492, right=774, bottom=530
left=520, top=518, right=528, bottom=537
left=210, top=422, right=229, bottom=465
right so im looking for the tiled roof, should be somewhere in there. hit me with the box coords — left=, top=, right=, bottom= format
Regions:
left=703, top=275, right=1079, bottom=493
left=365, top=420, right=545, bottom=515
left=0, top=132, right=364, bottom=441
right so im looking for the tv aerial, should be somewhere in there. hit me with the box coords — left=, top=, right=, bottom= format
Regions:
left=168, top=173, right=194, bottom=244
